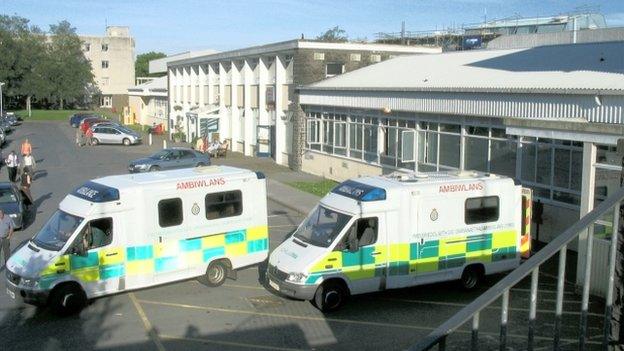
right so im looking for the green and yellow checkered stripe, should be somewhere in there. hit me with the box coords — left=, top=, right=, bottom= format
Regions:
left=305, top=229, right=517, bottom=284
left=39, top=225, right=268, bottom=289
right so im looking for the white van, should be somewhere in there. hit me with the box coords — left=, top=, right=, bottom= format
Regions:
left=267, top=171, right=531, bottom=312
left=6, top=166, right=268, bottom=314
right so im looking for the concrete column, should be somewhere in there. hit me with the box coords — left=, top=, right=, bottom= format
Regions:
left=274, top=55, right=286, bottom=165
left=230, top=61, right=241, bottom=152
left=243, top=59, right=254, bottom=156
left=207, top=64, right=214, bottom=105
left=258, top=57, right=268, bottom=127
left=218, top=62, right=229, bottom=141
left=198, top=64, right=206, bottom=106
left=167, top=68, right=174, bottom=136
left=576, top=142, right=597, bottom=286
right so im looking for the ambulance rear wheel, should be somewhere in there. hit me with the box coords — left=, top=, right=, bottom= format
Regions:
left=49, top=283, right=87, bottom=316
left=460, top=265, right=484, bottom=291
left=313, top=281, right=348, bottom=313
left=206, top=261, right=227, bottom=287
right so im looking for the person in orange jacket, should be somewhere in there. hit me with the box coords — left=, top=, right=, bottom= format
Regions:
left=21, top=139, right=32, bottom=156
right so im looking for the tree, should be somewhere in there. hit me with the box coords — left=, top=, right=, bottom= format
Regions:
left=135, top=51, right=166, bottom=78
left=45, top=21, right=93, bottom=109
left=316, top=26, right=348, bottom=43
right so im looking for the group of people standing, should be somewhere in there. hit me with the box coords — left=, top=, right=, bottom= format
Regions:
left=5, top=139, right=35, bottom=202
left=195, top=135, right=225, bottom=155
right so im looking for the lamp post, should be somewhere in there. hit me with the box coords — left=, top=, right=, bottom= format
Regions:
left=0, top=82, right=5, bottom=118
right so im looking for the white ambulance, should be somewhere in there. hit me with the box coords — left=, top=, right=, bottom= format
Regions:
left=6, top=166, right=269, bottom=314
left=267, top=171, right=531, bottom=312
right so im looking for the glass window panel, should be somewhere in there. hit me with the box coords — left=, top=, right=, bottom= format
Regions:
left=552, top=191, right=580, bottom=206
left=439, top=133, right=460, bottom=168
left=490, top=128, right=507, bottom=138
left=553, top=148, right=571, bottom=188
left=465, top=137, right=488, bottom=172
left=426, top=132, right=438, bottom=165
left=521, top=143, right=536, bottom=182
left=363, top=125, right=378, bottom=155
left=570, top=150, right=582, bottom=191
left=536, top=144, right=552, bottom=185
left=467, top=126, right=489, bottom=136
left=440, top=123, right=460, bottom=133
left=490, top=140, right=517, bottom=178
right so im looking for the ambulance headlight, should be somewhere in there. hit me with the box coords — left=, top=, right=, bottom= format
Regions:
left=20, top=277, right=39, bottom=288
left=286, top=272, right=308, bottom=284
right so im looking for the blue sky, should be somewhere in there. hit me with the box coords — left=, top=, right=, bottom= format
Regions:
left=3, top=0, right=624, bottom=55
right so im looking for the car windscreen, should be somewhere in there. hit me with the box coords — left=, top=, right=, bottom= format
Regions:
left=32, top=210, right=84, bottom=251
left=0, top=188, right=17, bottom=204
left=151, top=150, right=169, bottom=159
left=293, top=205, right=352, bottom=248
left=117, top=126, right=136, bottom=135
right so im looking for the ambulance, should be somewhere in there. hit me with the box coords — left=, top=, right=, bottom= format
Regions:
left=267, top=171, right=531, bottom=312
left=6, top=166, right=269, bottom=314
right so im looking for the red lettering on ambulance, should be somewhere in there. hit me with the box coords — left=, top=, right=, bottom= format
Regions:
left=176, top=177, right=225, bottom=190
left=439, top=182, right=484, bottom=193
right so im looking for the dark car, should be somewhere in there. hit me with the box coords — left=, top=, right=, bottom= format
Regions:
left=128, top=148, right=211, bottom=173
left=70, top=113, right=99, bottom=128
left=0, top=182, right=32, bottom=229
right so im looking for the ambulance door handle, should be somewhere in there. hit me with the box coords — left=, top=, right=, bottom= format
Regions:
left=327, top=258, right=337, bottom=262
left=371, top=252, right=381, bottom=256
left=105, top=253, right=118, bottom=257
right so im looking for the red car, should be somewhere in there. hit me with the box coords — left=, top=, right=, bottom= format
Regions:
left=79, top=117, right=107, bottom=133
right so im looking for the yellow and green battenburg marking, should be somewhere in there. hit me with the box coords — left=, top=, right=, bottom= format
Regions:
left=39, top=226, right=268, bottom=289
left=305, top=230, right=517, bottom=285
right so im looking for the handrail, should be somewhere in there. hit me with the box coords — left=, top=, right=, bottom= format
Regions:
left=409, top=185, right=624, bottom=351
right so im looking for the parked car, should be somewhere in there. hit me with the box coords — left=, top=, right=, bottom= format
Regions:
left=0, top=128, right=6, bottom=145
left=79, top=117, right=107, bottom=133
left=91, top=124, right=141, bottom=146
left=0, top=182, right=32, bottom=229
left=128, top=148, right=210, bottom=173
left=6, top=115, right=20, bottom=126
left=70, top=113, right=99, bottom=128
left=0, top=118, right=13, bottom=133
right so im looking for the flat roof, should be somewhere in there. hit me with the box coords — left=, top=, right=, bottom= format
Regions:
left=168, top=39, right=440, bottom=67
left=300, top=41, right=624, bottom=95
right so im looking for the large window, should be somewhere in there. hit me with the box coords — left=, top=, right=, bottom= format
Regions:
left=326, top=63, right=344, bottom=77
left=205, top=190, right=243, bottom=220
left=303, top=109, right=581, bottom=208
left=158, top=198, right=183, bottom=227
left=465, top=196, right=500, bottom=224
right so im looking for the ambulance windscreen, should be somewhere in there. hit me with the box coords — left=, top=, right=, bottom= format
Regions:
left=331, top=180, right=386, bottom=202
left=71, top=181, right=120, bottom=203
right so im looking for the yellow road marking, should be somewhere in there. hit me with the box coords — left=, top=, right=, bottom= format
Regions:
left=129, top=293, right=167, bottom=351
left=160, top=334, right=305, bottom=351
left=137, top=299, right=600, bottom=344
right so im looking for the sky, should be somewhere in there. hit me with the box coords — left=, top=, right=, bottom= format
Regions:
left=3, top=0, right=624, bottom=55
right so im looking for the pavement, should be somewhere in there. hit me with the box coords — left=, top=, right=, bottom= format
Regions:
left=0, top=121, right=606, bottom=351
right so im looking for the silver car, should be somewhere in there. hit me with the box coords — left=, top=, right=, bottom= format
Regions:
left=91, top=125, right=141, bottom=146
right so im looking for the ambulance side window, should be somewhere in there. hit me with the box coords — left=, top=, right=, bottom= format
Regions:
left=335, top=217, right=378, bottom=251
left=465, top=196, right=499, bottom=224
left=83, top=218, right=113, bottom=250
left=158, top=198, right=183, bottom=227
left=205, top=190, right=242, bottom=220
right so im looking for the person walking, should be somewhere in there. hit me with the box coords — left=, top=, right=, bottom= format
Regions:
left=5, top=151, right=19, bottom=182
left=21, top=138, right=32, bottom=156
left=195, top=136, right=204, bottom=153
left=0, top=209, right=15, bottom=265
left=85, top=127, right=94, bottom=146
left=20, top=168, right=33, bottom=205
left=22, top=153, right=36, bottom=175
left=75, top=127, right=85, bottom=147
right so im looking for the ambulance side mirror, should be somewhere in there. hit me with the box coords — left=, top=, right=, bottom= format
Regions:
left=71, top=241, right=87, bottom=257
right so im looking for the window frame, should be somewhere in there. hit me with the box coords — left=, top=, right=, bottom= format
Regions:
left=205, top=190, right=243, bottom=220
left=465, top=196, right=500, bottom=225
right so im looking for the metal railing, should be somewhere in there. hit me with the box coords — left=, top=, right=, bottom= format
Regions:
left=410, top=185, right=624, bottom=351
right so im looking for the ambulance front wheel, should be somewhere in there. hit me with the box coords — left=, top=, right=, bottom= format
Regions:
left=312, top=280, right=349, bottom=313
left=206, top=260, right=229, bottom=287
left=49, top=283, right=87, bottom=316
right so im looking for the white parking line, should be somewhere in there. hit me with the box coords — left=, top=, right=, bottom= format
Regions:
left=129, top=293, right=167, bottom=351
left=160, top=334, right=304, bottom=351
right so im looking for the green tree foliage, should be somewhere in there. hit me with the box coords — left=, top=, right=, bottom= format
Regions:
left=316, top=26, right=348, bottom=43
left=0, top=16, right=94, bottom=109
left=135, top=51, right=166, bottom=78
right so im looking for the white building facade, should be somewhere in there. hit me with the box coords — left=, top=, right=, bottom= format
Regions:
left=126, top=77, right=168, bottom=129
left=166, top=40, right=440, bottom=166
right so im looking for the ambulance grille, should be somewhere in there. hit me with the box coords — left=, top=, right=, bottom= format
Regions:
left=268, top=265, right=289, bottom=281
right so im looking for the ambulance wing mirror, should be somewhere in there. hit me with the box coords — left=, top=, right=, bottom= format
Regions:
left=71, top=243, right=87, bottom=257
